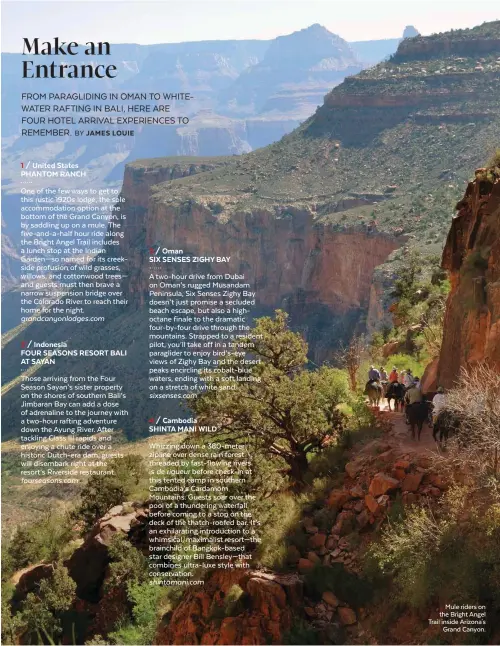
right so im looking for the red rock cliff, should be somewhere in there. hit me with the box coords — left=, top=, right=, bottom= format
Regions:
left=117, top=163, right=401, bottom=358
left=437, top=165, right=500, bottom=387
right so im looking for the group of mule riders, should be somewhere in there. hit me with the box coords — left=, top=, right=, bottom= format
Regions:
left=365, top=365, right=448, bottom=441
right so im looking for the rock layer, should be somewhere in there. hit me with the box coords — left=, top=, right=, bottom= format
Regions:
left=437, top=166, right=500, bottom=387
left=117, top=163, right=400, bottom=360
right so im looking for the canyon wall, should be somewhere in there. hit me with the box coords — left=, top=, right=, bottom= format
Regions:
left=395, top=31, right=500, bottom=60
left=118, top=163, right=401, bottom=359
left=437, top=166, right=500, bottom=387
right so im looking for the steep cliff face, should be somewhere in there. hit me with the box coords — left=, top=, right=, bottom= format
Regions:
left=118, top=163, right=400, bottom=360
left=437, top=163, right=500, bottom=387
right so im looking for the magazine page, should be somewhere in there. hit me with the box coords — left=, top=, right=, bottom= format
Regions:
left=1, top=1, right=499, bottom=644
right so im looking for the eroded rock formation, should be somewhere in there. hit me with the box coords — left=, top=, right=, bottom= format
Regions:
left=158, top=570, right=303, bottom=645
left=437, top=164, right=500, bottom=387
left=66, top=501, right=148, bottom=601
left=118, top=162, right=400, bottom=361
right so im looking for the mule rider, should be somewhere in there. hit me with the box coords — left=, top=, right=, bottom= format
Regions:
left=403, top=369, right=414, bottom=388
left=389, top=366, right=399, bottom=383
left=368, top=365, right=380, bottom=382
left=405, top=378, right=423, bottom=423
left=379, top=366, right=388, bottom=381
left=432, top=386, right=446, bottom=425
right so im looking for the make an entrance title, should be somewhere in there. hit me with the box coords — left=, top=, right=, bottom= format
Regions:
left=22, top=38, right=118, bottom=78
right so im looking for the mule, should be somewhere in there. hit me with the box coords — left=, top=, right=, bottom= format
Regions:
left=406, top=401, right=432, bottom=441
left=386, top=382, right=406, bottom=411
left=432, top=409, right=461, bottom=444
left=364, top=380, right=383, bottom=407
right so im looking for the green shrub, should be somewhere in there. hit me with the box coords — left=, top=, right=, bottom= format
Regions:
left=387, top=493, right=406, bottom=525
left=105, top=535, right=148, bottom=591
left=72, top=455, right=147, bottom=533
left=6, top=512, right=73, bottom=572
left=381, top=353, right=426, bottom=378
left=19, top=563, right=76, bottom=641
left=190, top=311, right=350, bottom=490
left=254, top=493, right=301, bottom=569
left=312, top=506, right=339, bottom=533
left=1, top=583, right=23, bottom=645
left=366, top=486, right=500, bottom=624
left=461, top=248, right=490, bottom=277
left=108, top=623, right=146, bottom=646
left=108, top=583, right=160, bottom=645
left=208, top=584, right=246, bottom=625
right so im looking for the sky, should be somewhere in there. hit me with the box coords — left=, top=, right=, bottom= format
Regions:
left=1, top=0, right=499, bottom=52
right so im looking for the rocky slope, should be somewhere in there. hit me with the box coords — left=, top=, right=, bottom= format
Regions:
left=437, top=159, right=500, bottom=387
left=9, top=411, right=453, bottom=645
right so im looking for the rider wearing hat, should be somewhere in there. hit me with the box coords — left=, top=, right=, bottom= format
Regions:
left=389, top=367, right=399, bottom=383
left=432, top=386, right=446, bottom=425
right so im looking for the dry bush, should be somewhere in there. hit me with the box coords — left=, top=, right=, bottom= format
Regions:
left=334, top=335, right=367, bottom=392
left=432, top=364, right=500, bottom=493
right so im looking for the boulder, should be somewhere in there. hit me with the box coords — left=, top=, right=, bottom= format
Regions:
left=65, top=502, right=148, bottom=601
left=298, top=558, right=315, bottom=572
left=381, top=340, right=403, bottom=357
left=307, top=551, right=321, bottom=564
left=368, top=473, right=399, bottom=497
left=246, top=575, right=287, bottom=611
left=402, top=473, right=423, bottom=493
left=428, top=473, right=447, bottom=489
left=332, top=511, right=355, bottom=537
left=416, top=455, right=432, bottom=468
left=350, top=485, right=364, bottom=498
left=322, top=591, right=340, bottom=607
left=364, top=494, right=380, bottom=515
left=309, top=533, right=326, bottom=549
left=393, top=467, right=407, bottom=481
left=345, top=461, right=364, bottom=479
left=338, top=606, right=357, bottom=625
left=159, top=569, right=300, bottom=645
left=421, top=357, right=439, bottom=393
left=327, top=490, right=351, bottom=510
left=325, top=535, right=338, bottom=550
left=11, top=563, right=54, bottom=607
left=377, top=449, right=395, bottom=463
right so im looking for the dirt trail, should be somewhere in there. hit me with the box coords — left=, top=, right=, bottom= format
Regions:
left=378, top=400, right=438, bottom=457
